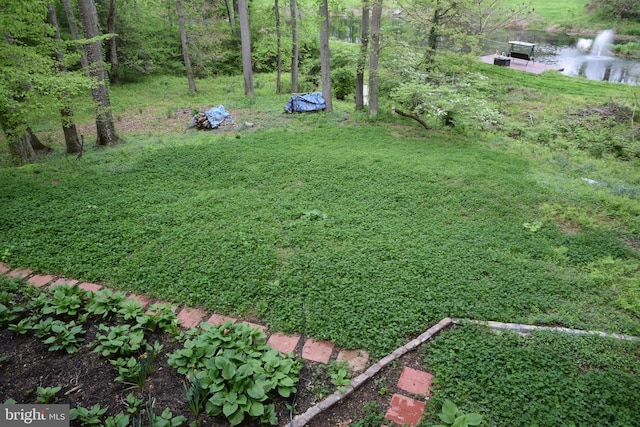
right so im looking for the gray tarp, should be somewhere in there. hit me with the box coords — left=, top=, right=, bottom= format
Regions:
left=284, top=92, right=326, bottom=113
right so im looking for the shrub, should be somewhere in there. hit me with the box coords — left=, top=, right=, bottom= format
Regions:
left=331, top=68, right=355, bottom=101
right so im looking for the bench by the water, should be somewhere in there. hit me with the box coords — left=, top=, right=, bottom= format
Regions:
left=508, top=41, right=535, bottom=65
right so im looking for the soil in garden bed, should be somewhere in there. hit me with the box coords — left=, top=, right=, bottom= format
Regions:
left=1, top=317, right=435, bottom=427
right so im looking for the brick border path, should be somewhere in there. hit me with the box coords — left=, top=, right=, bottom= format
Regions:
left=0, top=263, right=370, bottom=370
left=4, top=264, right=638, bottom=427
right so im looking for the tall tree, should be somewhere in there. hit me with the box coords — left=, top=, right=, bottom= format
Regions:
left=0, top=0, right=53, bottom=162
left=176, top=0, right=196, bottom=93
left=107, top=0, right=119, bottom=84
left=224, top=0, right=236, bottom=35
left=47, top=3, right=82, bottom=154
left=275, top=0, right=282, bottom=93
left=290, top=0, right=299, bottom=93
left=61, top=0, right=89, bottom=70
left=465, top=0, right=533, bottom=35
left=77, top=0, right=118, bottom=146
left=355, top=0, right=370, bottom=111
left=319, top=0, right=332, bottom=112
left=368, top=0, right=382, bottom=116
left=238, top=0, right=254, bottom=96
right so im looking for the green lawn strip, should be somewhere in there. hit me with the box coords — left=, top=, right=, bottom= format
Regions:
left=422, top=323, right=640, bottom=426
left=1, top=123, right=637, bottom=356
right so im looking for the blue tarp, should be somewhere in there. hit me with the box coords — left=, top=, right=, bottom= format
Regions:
left=284, top=92, right=326, bottom=113
left=195, top=105, right=232, bottom=128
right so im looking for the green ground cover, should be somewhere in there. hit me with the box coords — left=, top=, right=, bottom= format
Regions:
left=1, top=71, right=639, bottom=358
left=422, top=323, right=640, bottom=426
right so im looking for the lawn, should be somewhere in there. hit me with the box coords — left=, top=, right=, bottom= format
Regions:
left=1, top=72, right=639, bottom=358
left=1, top=57, right=640, bottom=426
left=422, top=323, right=640, bottom=426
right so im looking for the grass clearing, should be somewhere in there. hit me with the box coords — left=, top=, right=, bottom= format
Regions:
left=2, top=54, right=640, bottom=425
left=1, top=82, right=639, bottom=357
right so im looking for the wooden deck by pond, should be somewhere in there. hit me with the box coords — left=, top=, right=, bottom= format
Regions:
left=480, top=54, right=564, bottom=74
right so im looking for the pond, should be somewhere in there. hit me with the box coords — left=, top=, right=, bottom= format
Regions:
left=330, top=17, right=640, bottom=85
left=488, top=30, right=640, bottom=85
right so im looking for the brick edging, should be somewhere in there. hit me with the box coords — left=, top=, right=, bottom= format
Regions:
left=288, top=318, right=640, bottom=427
left=288, top=318, right=454, bottom=427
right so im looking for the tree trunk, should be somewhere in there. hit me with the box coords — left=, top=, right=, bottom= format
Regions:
left=0, top=114, right=40, bottom=164
left=224, top=0, right=236, bottom=36
left=319, top=0, right=332, bottom=112
left=176, top=0, right=196, bottom=93
left=107, top=0, right=119, bottom=84
left=61, top=0, right=89, bottom=70
left=78, top=0, right=118, bottom=146
left=12, top=133, right=39, bottom=164
left=368, top=0, right=382, bottom=116
left=275, top=0, right=282, bottom=94
left=47, top=3, right=82, bottom=154
left=355, top=0, right=370, bottom=111
left=238, top=0, right=254, bottom=96
left=290, top=0, right=299, bottom=93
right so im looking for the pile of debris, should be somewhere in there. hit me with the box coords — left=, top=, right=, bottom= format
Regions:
left=192, top=105, right=237, bottom=130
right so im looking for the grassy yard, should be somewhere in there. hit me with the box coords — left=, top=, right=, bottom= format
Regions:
left=1, top=70, right=639, bottom=359
left=2, top=52, right=640, bottom=425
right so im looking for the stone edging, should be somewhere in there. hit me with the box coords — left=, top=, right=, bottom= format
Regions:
left=451, top=318, right=640, bottom=342
left=288, top=318, right=640, bottom=427
left=288, top=318, right=454, bottom=427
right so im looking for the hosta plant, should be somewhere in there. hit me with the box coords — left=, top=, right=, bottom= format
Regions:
left=168, top=321, right=301, bottom=426
left=435, top=400, right=483, bottom=427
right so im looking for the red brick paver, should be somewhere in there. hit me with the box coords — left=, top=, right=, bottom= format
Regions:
left=7, top=269, right=32, bottom=279
left=337, top=349, right=370, bottom=374
left=267, top=332, right=301, bottom=355
left=177, top=307, right=205, bottom=329
left=302, top=338, right=334, bottom=364
left=385, top=393, right=426, bottom=427
left=78, top=282, right=103, bottom=293
left=127, top=293, right=152, bottom=309
left=240, top=321, right=268, bottom=333
left=27, top=274, right=55, bottom=288
left=397, top=367, right=434, bottom=395
left=206, top=313, right=236, bottom=326
left=51, top=278, right=79, bottom=287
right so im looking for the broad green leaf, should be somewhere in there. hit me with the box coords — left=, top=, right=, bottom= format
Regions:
left=451, top=415, right=469, bottom=427
left=236, top=364, right=254, bottom=379
left=439, top=399, right=459, bottom=424
left=278, top=386, right=293, bottom=398
left=247, top=382, right=266, bottom=400
left=208, top=392, right=225, bottom=408
left=227, top=407, right=245, bottom=426
left=223, top=401, right=239, bottom=417
left=170, top=415, right=187, bottom=426
left=248, top=401, right=265, bottom=417
left=279, top=376, right=295, bottom=387
left=466, top=413, right=483, bottom=425
left=222, top=361, right=237, bottom=380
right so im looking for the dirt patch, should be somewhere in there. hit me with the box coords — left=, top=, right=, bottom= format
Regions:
left=44, top=107, right=252, bottom=149
left=305, top=348, right=430, bottom=427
